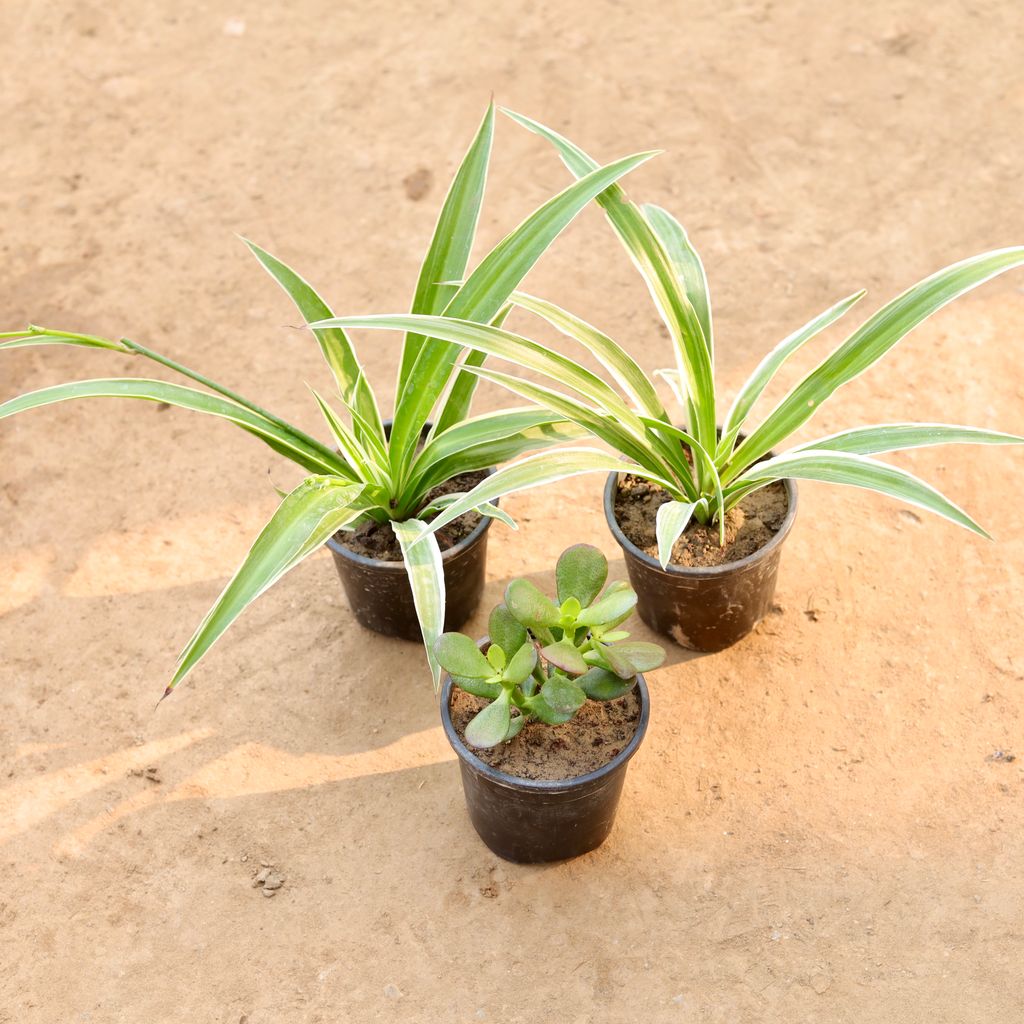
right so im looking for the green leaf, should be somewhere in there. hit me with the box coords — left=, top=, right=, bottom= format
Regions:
left=577, top=666, right=636, bottom=701
left=486, top=644, right=507, bottom=672
left=654, top=500, right=698, bottom=569
left=465, top=690, right=512, bottom=749
left=0, top=377, right=352, bottom=478
left=578, top=587, right=638, bottom=627
left=393, top=519, right=447, bottom=690
left=350, top=148, right=658, bottom=484
left=243, top=237, right=384, bottom=451
left=503, top=642, right=538, bottom=686
left=731, top=449, right=990, bottom=538
left=309, top=388, right=389, bottom=488
left=642, top=204, right=713, bottom=362
left=509, top=291, right=667, bottom=419
left=324, top=314, right=647, bottom=434
left=165, top=477, right=366, bottom=696
left=504, top=714, right=526, bottom=742
left=421, top=448, right=654, bottom=538
left=451, top=674, right=503, bottom=700
left=606, top=641, right=665, bottom=672
left=502, top=109, right=717, bottom=455
left=435, top=633, right=494, bottom=678
left=489, top=604, right=529, bottom=656
left=794, top=422, right=1024, bottom=456
left=0, top=328, right=130, bottom=352
left=718, top=290, right=866, bottom=459
left=539, top=674, right=587, bottom=717
left=598, top=643, right=641, bottom=680
left=727, top=247, right=1024, bottom=479
left=397, top=103, right=495, bottom=399
left=461, top=364, right=674, bottom=481
left=505, top=578, right=561, bottom=629
left=541, top=638, right=589, bottom=675
left=555, top=543, right=608, bottom=607
left=430, top=301, right=513, bottom=439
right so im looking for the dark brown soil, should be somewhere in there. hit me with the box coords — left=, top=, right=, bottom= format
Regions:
left=614, top=474, right=789, bottom=567
left=334, top=470, right=487, bottom=561
left=449, top=685, right=642, bottom=781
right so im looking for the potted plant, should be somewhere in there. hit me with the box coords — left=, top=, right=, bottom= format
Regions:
left=0, top=104, right=657, bottom=694
left=323, top=110, right=1024, bottom=652
left=435, top=543, right=664, bottom=863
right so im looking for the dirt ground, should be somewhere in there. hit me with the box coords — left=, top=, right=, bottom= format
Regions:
left=2, top=1, right=1024, bottom=1021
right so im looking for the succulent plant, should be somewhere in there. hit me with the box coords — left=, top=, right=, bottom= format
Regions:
left=435, top=544, right=664, bottom=748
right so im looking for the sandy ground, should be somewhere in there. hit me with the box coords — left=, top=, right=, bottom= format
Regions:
left=2, top=1, right=1024, bottom=1020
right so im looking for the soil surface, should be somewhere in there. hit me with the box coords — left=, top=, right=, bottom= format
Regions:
left=334, top=469, right=486, bottom=560
left=450, top=685, right=641, bottom=780
left=3, top=3, right=1024, bottom=1022
left=616, top=474, right=790, bottom=567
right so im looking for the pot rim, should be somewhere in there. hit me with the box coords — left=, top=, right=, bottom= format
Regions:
left=325, top=417, right=495, bottom=573
left=440, top=660, right=650, bottom=794
left=603, top=470, right=799, bottom=579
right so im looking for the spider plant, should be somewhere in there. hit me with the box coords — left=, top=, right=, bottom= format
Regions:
left=0, top=104, right=658, bottom=694
left=313, top=112, right=1024, bottom=576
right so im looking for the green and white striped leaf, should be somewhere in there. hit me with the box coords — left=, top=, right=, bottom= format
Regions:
left=397, top=104, right=495, bottom=402
left=243, top=238, right=385, bottom=451
left=392, top=518, right=447, bottom=690
left=320, top=314, right=646, bottom=433
left=502, top=109, right=717, bottom=455
left=462, top=365, right=675, bottom=480
left=383, top=149, right=658, bottom=485
left=166, top=477, right=367, bottom=696
left=509, top=291, right=667, bottom=419
left=642, top=204, right=713, bottom=362
left=0, top=378, right=352, bottom=478
left=309, top=389, right=390, bottom=489
left=727, top=247, right=1024, bottom=479
left=0, top=328, right=130, bottom=352
left=655, top=500, right=698, bottom=569
left=423, top=448, right=656, bottom=537
left=730, top=449, right=989, bottom=537
left=793, top=422, right=1024, bottom=456
left=719, top=289, right=867, bottom=459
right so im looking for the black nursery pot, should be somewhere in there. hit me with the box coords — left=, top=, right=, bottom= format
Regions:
left=440, top=670, right=651, bottom=864
left=325, top=421, right=493, bottom=642
left=604, top=472, right=798, bottom=653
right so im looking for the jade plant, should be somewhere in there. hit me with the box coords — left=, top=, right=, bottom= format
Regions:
left=435, top=544, right=664, bottom=748
left=323, top=111, right=1024, bottom=570
left=0, top=105, right=659, bottom=692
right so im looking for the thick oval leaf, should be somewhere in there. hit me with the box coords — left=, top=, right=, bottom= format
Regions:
left=502, top=642, right=538, bottom=686
left=451, top=674, right=503, bottom=700
left=555, top=543, right=608, bottom=607
left=434, top=633, right=493, bottom=679
left=488, top=604, right=529, bottom=657
left=465, top=691, right=512, bottom=749
left=577, top=587, right=638, bottom=628
left=505, top=578, right=561, bottom=629
left=486, top=644, right=507, bottom=672
left=540, top=674, right=587, bottom=717
left=607, top=641, right=665, bottom=672
left=598, top=643, right=641, bottom=680
left=504, top=714, right=527, bottom=742
left=541, top=638, right=589, bottom=675
left=577, top=666, right=637, bottom=701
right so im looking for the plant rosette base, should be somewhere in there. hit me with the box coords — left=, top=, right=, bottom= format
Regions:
left=439, top=653, right=650, bottom=864
left=605, top=471, right=799, bottom=652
